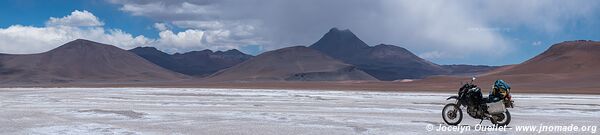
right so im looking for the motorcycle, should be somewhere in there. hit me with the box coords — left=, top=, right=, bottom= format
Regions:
left=441, top=77, right=514, bottom=126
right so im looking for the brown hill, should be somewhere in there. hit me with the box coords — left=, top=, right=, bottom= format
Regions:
left=0, top=39, right=186, bottom=85
left=208, top=46, right=376, bottom=81
left=492, top=40, right=600, bottom=75
left=483, top=40, right=600, bottom=90
left=415, top=40, right=600, bottom=93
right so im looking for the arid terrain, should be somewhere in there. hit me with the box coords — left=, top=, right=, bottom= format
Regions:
left=1, top=88, right=598, bottom=134
left=0, top=1, right=598, bottom=135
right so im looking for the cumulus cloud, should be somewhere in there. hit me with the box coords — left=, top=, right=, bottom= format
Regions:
left=0, top=10, right=235, bottom=54
left=46, top=10, right=104, bottom=27
left=0, top=10, right=152, bottom=54
left=108, top=0, right=600, bottom=64
left=0, top=25, right=151, bottom=54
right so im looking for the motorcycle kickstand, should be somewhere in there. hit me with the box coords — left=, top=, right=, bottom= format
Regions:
left=479, top=119, right=483, bottom=124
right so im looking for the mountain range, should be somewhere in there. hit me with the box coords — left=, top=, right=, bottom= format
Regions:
left=0, top=28, right=597, bottom=93
left=129, top=47, right=252, bottom=77
left=128, top=27, right=496, bottom=81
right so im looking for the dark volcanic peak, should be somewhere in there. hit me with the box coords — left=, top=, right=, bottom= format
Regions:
left=318, top=27, right=368, bottom=47
left=327, top=27, right=355, bottom=36
left=310, top=27, right=369, bottom=54
left=309, top=28, right=448, bottom=80
left=307, top=28, right=507, bottom=80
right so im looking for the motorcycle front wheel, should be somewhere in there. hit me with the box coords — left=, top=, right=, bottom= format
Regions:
left=491, top=109, right=511, bottom=126
left=442, top=103, right=463, bottom=125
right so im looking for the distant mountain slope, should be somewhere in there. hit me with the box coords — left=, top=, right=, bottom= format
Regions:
left=418, top=40, right=600, bottom=92
left=0, top=39, right=185, bottom=84
left=130, top=47, right=252, bottom=77
left=310, top=28, right=449, bottom=80
left=491, top=40, right=600, bottom=75
left=208, top=46, right=376, bottom=81
left=480, top=40, right=600, bottom=90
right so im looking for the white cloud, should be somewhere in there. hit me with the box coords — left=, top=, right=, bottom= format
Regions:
left=0, top=25, right=151, bottom=54
left=153, top=23, right=168, bottom=31
left=46, top=10, right=104, bottom=27
left=0, top=10, right=236, bottom=54
left=157, top=30, right=203, bottom=47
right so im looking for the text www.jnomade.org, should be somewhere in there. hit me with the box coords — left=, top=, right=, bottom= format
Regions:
left=426, top=124, right=597, bottom=133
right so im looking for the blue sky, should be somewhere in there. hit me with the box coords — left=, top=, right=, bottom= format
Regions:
left=0, top=0, right=156, bottom=38
left=0, top=0, right=598, bottom=66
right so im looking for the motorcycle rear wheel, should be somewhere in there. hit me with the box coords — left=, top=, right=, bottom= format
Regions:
left=442, top=103, right=463, bottom=125
left=491, top=109, right=511, bottom=126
